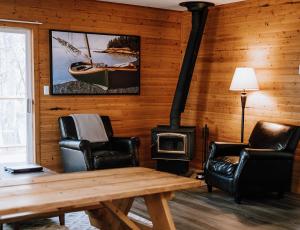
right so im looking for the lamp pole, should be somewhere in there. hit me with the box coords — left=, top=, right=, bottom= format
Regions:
left=240, top=90, right=247, bottom=143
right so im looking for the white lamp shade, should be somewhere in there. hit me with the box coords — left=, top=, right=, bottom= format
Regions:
left=230, top=67, right=259, bottom=91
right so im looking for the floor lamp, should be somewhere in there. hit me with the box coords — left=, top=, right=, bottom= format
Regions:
left=230, top=67, right=259, bottom=143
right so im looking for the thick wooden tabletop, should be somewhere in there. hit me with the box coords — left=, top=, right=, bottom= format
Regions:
left=0, top=167, right=201, bottom=216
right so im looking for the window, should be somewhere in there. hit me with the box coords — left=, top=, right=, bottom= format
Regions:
left=0, top=27, right=33, bottom=163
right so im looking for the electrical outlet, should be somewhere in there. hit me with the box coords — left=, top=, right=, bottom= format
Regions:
left=43, top=85, right=49, bottom=95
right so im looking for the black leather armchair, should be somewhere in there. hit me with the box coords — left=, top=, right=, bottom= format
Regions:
left=58, top=115, right=139, bottom=172
left=205, top=121, right=300, bottom=203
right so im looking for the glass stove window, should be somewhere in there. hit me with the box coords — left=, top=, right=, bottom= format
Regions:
left=159, top=136, right=185, bottom=151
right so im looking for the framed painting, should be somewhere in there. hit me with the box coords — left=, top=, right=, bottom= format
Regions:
left=49, top=30, right=140, bottom=95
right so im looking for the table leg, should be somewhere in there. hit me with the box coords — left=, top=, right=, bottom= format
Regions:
left=13, top=223, right=20, bottom=230
left=59, top=214, right=65, bottom=225
left=87, top=198, right=134, bottom=230
left=102, top=202, right=139, bottom=230
left=144, top=192, right=176, bottom=230
left=0, top=223, right=2, bottom=230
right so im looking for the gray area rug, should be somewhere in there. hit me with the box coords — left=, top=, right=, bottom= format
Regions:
left=3, top=212, right=149, bottom=230
left=3, top=212, right=97, bottom=230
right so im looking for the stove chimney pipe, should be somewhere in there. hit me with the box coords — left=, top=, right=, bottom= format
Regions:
left=170, top=1, right=214, bottom=129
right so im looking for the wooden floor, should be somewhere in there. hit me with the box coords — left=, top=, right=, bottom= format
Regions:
left=131, top=186, right=300, bottom=230
left=2, top=186, right=300, bottom=230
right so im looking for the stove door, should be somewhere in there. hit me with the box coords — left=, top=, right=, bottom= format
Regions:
left=157, top=133, right=187, bottom=154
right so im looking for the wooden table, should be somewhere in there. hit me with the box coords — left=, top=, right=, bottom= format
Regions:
left=0, top=164, right=65, bottom=230
left=0, top=167, right=202, bottom=230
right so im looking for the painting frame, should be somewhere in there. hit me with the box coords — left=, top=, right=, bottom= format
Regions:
left=49, top=29, right=141, bottom=95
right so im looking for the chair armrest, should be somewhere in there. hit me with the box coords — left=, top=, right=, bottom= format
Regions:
left=208, top=141, right=249, bottom=159
left=111, top=137, right=140, bottom=166
left=59, top=139, right=94, bottom=171
left=112, top=137, right=140, bottom=148
left=241, top=148, right=294, bottom=160
left=59, top=139, right=90, bottom=151
left=205, top=142, right=248, bottom=174
left=233, top=148, right=294, bottom=189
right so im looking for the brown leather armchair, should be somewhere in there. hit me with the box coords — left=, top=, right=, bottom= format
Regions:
left=58, top=115, right=139, bottom=172
left=205, top=121, right=300, bottom=203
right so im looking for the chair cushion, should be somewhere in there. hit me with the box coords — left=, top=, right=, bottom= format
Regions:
left=90, top=142, right=110, bottom=151
left=249, top=121, right=298, bottom=151
left=208, top=156, right=240, bottom=177
left=93, top=150, right=133, bottom=169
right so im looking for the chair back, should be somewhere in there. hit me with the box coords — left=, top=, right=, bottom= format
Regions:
left=249, top=121, right=300, bottom=153
left=58, top=115, right=114, bottom=140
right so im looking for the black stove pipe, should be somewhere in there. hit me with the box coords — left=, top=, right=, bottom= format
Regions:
left=170, top=1, right=214, bottom=129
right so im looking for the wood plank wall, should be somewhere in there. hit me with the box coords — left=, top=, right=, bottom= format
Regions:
left=182, top=0, right=300, bottom=193
left=0, top=0, right=183, bottom=170
left=1, top=0, right=300, bottom=193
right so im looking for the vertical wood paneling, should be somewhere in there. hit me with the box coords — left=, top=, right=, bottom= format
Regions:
left=183, top=0, right=300, bottom=193
left=0, top=0, right=182, bottom=171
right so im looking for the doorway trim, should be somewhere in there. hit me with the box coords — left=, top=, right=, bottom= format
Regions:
left=0, top=23, right=40, bottom=164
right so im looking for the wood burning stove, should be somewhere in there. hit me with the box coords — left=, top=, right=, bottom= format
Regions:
left=151, top=1, right=214, bottom=174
